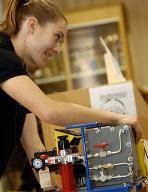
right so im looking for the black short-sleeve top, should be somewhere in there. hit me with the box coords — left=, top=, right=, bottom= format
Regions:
left=0, top=32, right=30, bottom=178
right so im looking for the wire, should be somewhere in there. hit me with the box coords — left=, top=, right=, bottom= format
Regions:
left=144, top=147, right=148, bottom=159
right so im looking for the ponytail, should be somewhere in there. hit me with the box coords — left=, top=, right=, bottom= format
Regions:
left=0, top=0, right=67, bottom=37
left=0, top=0, right=23, bottom=37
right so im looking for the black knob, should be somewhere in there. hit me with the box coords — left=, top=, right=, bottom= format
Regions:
left=58, top=136, right=70, bottom=150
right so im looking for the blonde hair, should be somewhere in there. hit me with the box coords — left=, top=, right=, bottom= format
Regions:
left=0, top=0, right=67, bottom=37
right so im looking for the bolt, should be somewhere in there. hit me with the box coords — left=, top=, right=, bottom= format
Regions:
left=123, top=125, right=129, bottom=131
left=128, top=156, right=133, bottom=162
left=96, top=128, right=102, bottom=134
left=110, top=127, right=115, bottom=132
left=126, top=142, right=131, bottom=148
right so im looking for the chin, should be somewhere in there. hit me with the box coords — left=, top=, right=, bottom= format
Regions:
left=27, top=62, right=38, bottom=73
left=32, top=59, right=44, bottom=68
left=37, top=62, right=47, bottom=68
left=29, top=55, right=47, bottom=69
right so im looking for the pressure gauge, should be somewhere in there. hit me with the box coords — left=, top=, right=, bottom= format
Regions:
left=32, top=158, right=43, bottom=170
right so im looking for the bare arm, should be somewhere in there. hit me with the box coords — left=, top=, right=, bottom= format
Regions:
left=1, top=75, right=143, bottom=139
left=21, top=113, right=55, bottom=191
left=20, top=113, right=45, bottom=182
left=20, top=113, right=45, bottom=161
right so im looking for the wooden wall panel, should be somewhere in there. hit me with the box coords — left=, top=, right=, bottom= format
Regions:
left=54, top=0, right=120, bottom=10
left=2, top=0, right=148, bottom=86
left=0, top=0, right=4, bottom=20
left=121, top=0, right=148, bottom=86
left=54, top=0, right=148, bottom=86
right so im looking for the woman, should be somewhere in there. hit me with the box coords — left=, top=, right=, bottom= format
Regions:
left=0, top=0, right=142, bottom=185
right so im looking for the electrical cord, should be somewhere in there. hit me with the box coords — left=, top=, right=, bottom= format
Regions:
left=144, top=147, right=148, bottom=159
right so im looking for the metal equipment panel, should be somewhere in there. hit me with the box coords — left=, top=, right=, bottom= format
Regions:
left=86, top=125, right=141, bottom=188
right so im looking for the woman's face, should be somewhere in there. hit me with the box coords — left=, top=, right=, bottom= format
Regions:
left=25, top=19, right=67, bottom=69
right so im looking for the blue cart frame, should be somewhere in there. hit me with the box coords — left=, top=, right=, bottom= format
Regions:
left=66, top=122, right=146, bottom=192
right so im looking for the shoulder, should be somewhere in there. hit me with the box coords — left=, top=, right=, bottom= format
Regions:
left=0, top=48, right=28, bottom=83
left=0, top=47, right=22, bottom=67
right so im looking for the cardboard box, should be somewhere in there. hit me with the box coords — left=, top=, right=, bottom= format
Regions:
left=41, top=81, right=148, bottom=188
left=41, top=81, right=148, bottom=150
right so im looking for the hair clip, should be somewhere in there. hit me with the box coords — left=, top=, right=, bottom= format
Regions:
left=23, top=0, right=33, bottom=6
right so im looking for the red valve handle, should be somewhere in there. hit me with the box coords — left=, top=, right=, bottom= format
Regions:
left=40, top=154, right=48, bottom=160
left=93, top=143, right=109, bottom=150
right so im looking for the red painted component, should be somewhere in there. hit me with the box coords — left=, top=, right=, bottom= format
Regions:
left=40, top=154, right=48, bottom=160
left=60, top=163, right=76, bottom=192
left=140, top=186, right=146, bottom=192
left=93, top=143, right=109, bottom=150
left=48, top=158, right=55, bottom=165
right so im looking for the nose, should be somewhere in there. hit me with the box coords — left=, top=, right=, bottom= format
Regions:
left=53, top=43, right=61, bottom=54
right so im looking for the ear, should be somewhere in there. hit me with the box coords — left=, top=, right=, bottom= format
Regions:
left=27, top=17, right=38, bottom=34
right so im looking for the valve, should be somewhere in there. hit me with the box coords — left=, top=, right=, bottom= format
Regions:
left=40, top=154, right=49, bottom=160
left=93, top=143, right=109, bottom=150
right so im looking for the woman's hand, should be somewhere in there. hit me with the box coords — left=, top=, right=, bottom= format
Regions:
left=118, top=115, right=143, bottom=142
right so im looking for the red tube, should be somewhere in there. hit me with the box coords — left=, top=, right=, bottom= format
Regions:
left=60, top=163, right=76, bottom=192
